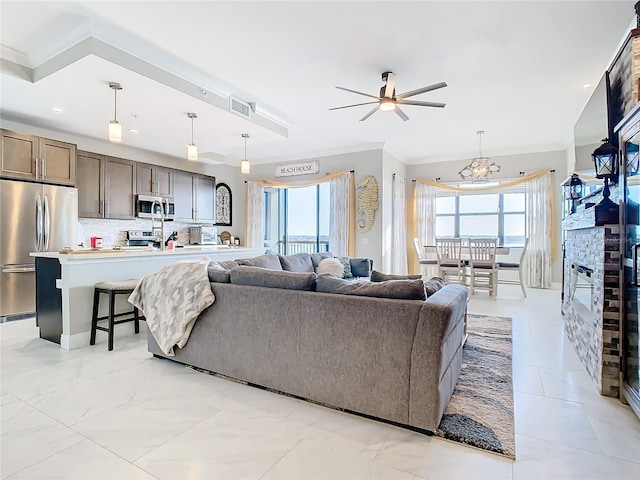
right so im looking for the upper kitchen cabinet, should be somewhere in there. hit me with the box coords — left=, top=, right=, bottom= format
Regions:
left=0, top=130, right=76, bottom=186
left=196, top=174, right=216, bottom=222
left=173, top=170, right=216, bottom=222
left=137, top=163, right=173, bottom=198
left=76, top=150, right=136, bottom=219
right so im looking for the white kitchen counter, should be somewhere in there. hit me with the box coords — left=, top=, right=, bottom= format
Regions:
left=31, top=246, right=264, bottom=350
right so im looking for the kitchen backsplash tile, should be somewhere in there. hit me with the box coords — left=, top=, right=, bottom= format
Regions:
left=78, top=219, right=239, bottom=247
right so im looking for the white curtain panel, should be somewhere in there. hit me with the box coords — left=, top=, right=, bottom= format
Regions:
left=391, top=175, right=408, bottom=274
left=525, top=173, right=552, bottom=288
left=415, top=181, right=437, bottom=248
left=329, top=173, right=350, bottom=256
left=245, top=181, right=264, bottom=248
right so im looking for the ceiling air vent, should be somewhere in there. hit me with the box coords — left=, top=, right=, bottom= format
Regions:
left=230, top=96, right=252, bottom=119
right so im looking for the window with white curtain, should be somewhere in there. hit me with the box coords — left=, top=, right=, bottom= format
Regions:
left=434, top=187, right=526, bottom=246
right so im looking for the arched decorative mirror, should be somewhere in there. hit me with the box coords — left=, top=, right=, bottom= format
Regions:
left=215, top=183, right=232, bottom=226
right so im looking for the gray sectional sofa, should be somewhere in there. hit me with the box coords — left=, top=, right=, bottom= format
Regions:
left=147, top=252, right=469, bottom=432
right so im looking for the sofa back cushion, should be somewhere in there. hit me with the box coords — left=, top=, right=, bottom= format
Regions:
left=371, top=270, right=422, bottom=282
left=316, top=274, right=426, bottom=300
left=279, top=253, right=314, bottom=272
left=230, top=266, right=317, bottom=291
left=235, top=254, right=283, bottom=270
left=207, top=268, right=231, bottom=283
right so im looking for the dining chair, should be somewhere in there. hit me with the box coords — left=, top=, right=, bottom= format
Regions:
left=435, top=238, right=466, bottom=284
left=413, top=237, right=438, bottom=278
left=467, top=238, right=498, bottom=296
left=497, top=237, right=529, bottom=297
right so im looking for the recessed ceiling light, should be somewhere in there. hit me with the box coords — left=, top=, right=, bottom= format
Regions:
left=128, top=129, right=139, bottom=134
left=583, top=83, right=592, bottom=89
left=51, top=107, right=63, bottom=114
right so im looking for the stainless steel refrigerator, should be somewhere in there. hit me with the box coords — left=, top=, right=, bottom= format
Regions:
left=0, top=179, right=77, bottom=319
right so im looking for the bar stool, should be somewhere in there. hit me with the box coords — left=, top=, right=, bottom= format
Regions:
left=90, top=279, right=142, bottom=351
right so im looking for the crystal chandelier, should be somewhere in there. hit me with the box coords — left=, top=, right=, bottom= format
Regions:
left=459, top=131, right=500, bottom=182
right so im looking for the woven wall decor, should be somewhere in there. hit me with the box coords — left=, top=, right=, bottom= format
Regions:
left=356, top=175, right=379, bottom=233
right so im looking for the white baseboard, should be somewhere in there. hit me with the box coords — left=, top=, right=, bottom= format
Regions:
left=60, top=323, right=142, bottom=350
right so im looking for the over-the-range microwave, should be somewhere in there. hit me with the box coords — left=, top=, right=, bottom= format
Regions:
left=136, top=195, right=174, bottom=221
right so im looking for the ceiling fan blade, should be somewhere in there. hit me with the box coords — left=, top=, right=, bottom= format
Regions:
left=360, top=105, right=380, bottom=122
left=395, top=107, right=410, bottom=121
left=329, top=101, right=379, bottom=110
left=396, top=99, right=446, bottom=108
left=335, top=86, right=380, bottom=100
left=384, top=72, right=396, bottom=99
left=397, top=81, right=447, bottom=99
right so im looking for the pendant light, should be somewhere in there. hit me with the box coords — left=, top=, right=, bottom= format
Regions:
left=108, top=82, right=123, bottom=142
left=241, top=133, right=250, bottom=174
left=458, top=130, right=500, bottom=182
left=187, top=113, right=198, bottom=161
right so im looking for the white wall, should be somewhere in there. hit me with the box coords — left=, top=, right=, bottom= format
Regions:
left=406, top=149, right=566, bottom=283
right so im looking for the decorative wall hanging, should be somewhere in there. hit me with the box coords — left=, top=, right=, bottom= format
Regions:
left=215, top=183, right=232, bottom=226
left=356, top=175, right=379, bottom=232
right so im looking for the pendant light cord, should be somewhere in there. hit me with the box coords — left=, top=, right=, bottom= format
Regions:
left=113, top=88, right=117, bottom=122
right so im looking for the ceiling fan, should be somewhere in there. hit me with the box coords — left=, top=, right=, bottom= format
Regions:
left=330, top=71, right=447, bottom=121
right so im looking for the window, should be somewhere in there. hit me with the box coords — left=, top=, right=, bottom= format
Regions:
left=435, top=190, right=526, bottom=246
left=264, top=183, right=330, bottom=254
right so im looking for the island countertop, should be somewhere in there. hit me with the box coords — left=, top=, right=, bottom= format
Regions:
left=33, top=246, right=265, bottom=350
left=30, top=246, right=262, bottom=263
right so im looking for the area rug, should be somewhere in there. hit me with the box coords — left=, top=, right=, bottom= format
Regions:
left=436, top=313, right=515, bottom=459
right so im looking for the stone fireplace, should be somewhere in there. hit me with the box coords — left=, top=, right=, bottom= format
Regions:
left=562, top=209, right=621, bottom=397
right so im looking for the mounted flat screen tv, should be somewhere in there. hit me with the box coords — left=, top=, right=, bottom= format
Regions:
left=573, top=75, right=610, bottom=173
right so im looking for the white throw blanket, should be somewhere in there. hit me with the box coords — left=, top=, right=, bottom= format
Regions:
left=128, top=258, right=215, bottom=356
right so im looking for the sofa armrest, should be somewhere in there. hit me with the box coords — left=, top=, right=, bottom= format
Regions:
left=408, top=284, right=468, bottom=431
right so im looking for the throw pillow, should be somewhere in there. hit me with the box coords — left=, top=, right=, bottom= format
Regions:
left=230, top=266, right=317, bottom=291
left=208, top=261, right=225, bottom=271
left=310, top=251, right=333, bottom=269
left=338, top=256, right=353, bottom=278
left=217, top=260, right=240, bottom=270
left=350, top=258, right=372, bottom=278
left=371, top=270, right=422, bottom=282
left=316, top=274, right=426, bottom=300
left=317, top=257, right=345, bottom=277
left=423, top=276, right=446, bottom=297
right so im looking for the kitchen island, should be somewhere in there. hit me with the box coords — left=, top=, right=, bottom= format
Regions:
left=31, top=246, right=264, bottom=350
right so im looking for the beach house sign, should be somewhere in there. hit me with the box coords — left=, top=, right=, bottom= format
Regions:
left=275, top=161, right=319, bottom=178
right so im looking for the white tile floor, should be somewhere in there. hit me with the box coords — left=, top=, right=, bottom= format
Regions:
left=1, top=285, right=640, bottom=480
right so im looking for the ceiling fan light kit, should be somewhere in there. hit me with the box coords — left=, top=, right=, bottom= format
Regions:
left=108, top=82, right=123, bottom=142
left=330, top=71, right=447, bottom=121
left=459, top=131, right=500, bottom=183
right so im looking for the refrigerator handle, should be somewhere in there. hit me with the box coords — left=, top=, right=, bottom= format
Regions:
left=44, top=194, right=50, bottom=251
left=36, top=194, right=43, bottom=252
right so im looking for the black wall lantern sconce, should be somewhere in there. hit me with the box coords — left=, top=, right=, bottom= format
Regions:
left=592, top=138, right=619, bottom=224
left=561, top=173, right=586, bottom=215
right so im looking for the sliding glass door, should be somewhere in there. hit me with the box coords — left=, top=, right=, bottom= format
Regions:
left=264, top=183, right=330, bottom=255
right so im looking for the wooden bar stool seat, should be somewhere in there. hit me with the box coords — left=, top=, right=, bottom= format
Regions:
left=90, top=279, right=142, bottom=351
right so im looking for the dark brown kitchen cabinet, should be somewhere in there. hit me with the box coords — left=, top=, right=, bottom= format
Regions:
left=76, top=150, right=136, bottom=219
left=77, top=151, right=104, bottom=218
left=1, top=129, right=76, bottom=185
left=173, top=170, right=215, bottom=222
left=137, top=163, right=173, bottom=198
